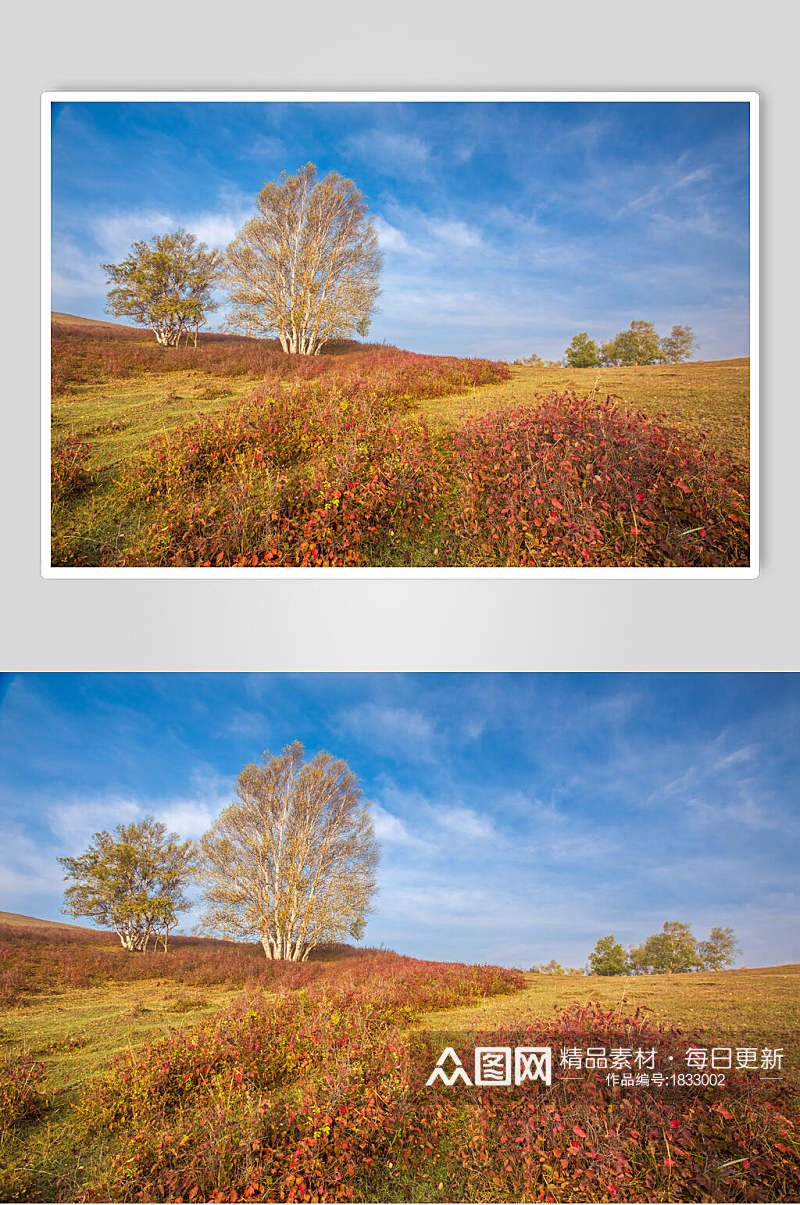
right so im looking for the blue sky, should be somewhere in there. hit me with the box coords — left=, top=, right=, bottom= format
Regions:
left=50, top=100, right=751, bottom=361
left=1, top=673, right=796, bottom=969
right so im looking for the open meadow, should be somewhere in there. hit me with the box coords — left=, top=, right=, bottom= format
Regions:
left=1, top=917, right=797, bottom=1203
left=50, top=317, right=750, bottom=570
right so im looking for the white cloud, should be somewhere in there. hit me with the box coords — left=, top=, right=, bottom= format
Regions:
left=427, top=218, right=483, bottom=250
left=371, top=802, right=431, bottom=849
left=336, top=703, right=435, bottom=758
left=51, top=238, right=107, bottom=299
left=45, top=769, right=233, bottom=851
left=243, top=134, right=287, bottom=161
left=346, top=130, right=430, bottom=175
left=434, top=805, right=496, bottom=841
left=90, top=207, right=244, bottom=259
left=373, top=215, right=418, bottom=255
left=0, top=827, right=66, bottom=901
left=714, top=744, right=759, bottom=771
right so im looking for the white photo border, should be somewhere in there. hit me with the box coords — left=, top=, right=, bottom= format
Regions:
left=41, top=90, right=759, bottom=579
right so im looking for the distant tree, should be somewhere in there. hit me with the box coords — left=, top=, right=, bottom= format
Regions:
left=628, top=921, right=703, bottom=974
left=588, top=934, right=628, bottom=976
left=661, top=324, right=699, bottom=363
left=59, top=817, right=195, bottom=952
left=102, top=230, right=224, bottom=347
left=601, top=320, right=665, bottom=366
left=225, top=163, right=382, bottom=355
left=565, top=332, right=602, bottom=368
left=697, top=925, right=741, bottom=970
left=198, top=742, right=379, bottom=961
left=514, top=352, right=544, bottom=367
left=534, top=958, right=565, bottom=974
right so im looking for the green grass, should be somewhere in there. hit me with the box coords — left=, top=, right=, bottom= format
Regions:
left=412, top=359, right=750, bottom=463
left=2, top=963, right=795, bottom=1200
left=0, top=979, right=242, bottom=1090
left=51, top=371, right=257, bottom=472
left=414, top=963, right=800, bottom=1086
left=0, top=980, right=245, bottom=1201
left=51, top=356, right=750, bottom=567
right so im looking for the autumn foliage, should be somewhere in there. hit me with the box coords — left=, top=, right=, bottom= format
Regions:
left=66, top=976, right=797, bottom=1203
left=0, top=922, right=366, bottom=1009
left=0, top=1052, right=48, bottom=1138
left=51, top=326, right=749, bottom=568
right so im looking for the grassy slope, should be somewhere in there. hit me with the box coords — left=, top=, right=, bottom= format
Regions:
left=413, top=359, right=750, bottom=464
left=51, top=326, right=750, bottom=566
left=2, top=963, right=795, bottom=1199
left=53, top=356, right=751, bottom=470
left=414, top=964, right=800, bottom=1085
left=0, top=913, right=92, bottom=933
left=0, top=980, right=244, bottom=1200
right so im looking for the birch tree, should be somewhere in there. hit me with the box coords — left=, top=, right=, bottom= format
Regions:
left=59, top=817, right=195, bottom=951
left=198, top=742, right=379, bottom=960
left=225, top=164, right=382, bottom=355
left=103, top=230, right=224, bottom=347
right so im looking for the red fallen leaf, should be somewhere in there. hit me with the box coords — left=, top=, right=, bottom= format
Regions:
left=573, top=1125, right=587, bottom=1138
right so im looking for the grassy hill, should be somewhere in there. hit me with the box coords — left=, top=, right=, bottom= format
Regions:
left=1, top=917, right=796, bottom=1201
left=49, top=315, right=751, bottom=569
left=0, top=911, right=92, bottom=932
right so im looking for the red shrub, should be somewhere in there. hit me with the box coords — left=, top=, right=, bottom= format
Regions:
left=51, top=434, right=93, bottom=502
left=451, top=394, right=750, bottom=567
left=0, top=1051, right=48, bottom=1135
left=74, top=988, right=797, bottom=1204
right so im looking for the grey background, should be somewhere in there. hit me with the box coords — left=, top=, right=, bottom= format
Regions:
left=1, top=0, right=797, bottom=671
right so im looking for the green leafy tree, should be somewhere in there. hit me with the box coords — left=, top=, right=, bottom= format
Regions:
left=59, top=817, right=195, bottom=952
left=225, top=163, right=382, bottom=355
left=103, top=230, right=224, bottom=347
left=602, top=320, right=665, bottom=366
left=565, top=332, right=602, bottom=368
left=698, top=925, right=741, bottom=970
left=588, top=934, right=628, bottom=975
left=628, top=921, right=702, bottom=974
left=661, top=323, right=699, bottom=363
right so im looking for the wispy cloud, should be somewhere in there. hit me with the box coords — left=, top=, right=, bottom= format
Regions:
left=45, top=768, right=232, bottom=850
left=345, top=130, right=430, bottom=176
left=336, top=703, right=436, bottom=759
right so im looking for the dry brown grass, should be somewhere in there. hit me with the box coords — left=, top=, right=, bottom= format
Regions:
left=413, top=359, right=750, bottom=465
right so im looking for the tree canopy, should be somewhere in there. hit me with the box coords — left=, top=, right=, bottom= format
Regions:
left=565, top=332, right=602, bottom=368
left=697, top=925, right=741, bottom=970
left=59, top=816, right=195, bottom=951
left=601, top=320, right=664, bottom=367
left=102, top=229, right=224, bottom=347
left=588, top=934, right=628, bottom=975
left=563, top=321, right=699, bottom=367
left=660, top=323, right=699, bottom=363
left=586, top=921, right=740, bottom=975
left=198, top=742, right=379, bottom=961
left=225, top=164, right=382, bottom=355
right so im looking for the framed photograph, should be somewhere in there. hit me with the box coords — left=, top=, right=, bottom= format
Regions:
left=1, top=671, right=796, bottom=1202
left=43, top=92, right=758, bottom=577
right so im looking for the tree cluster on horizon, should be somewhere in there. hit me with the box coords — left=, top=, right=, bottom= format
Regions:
left=59, top=743, right=379, bottom=963
left=588, top=922, right=741, bottom=976
left=565, top=321, right=699, bottom=368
